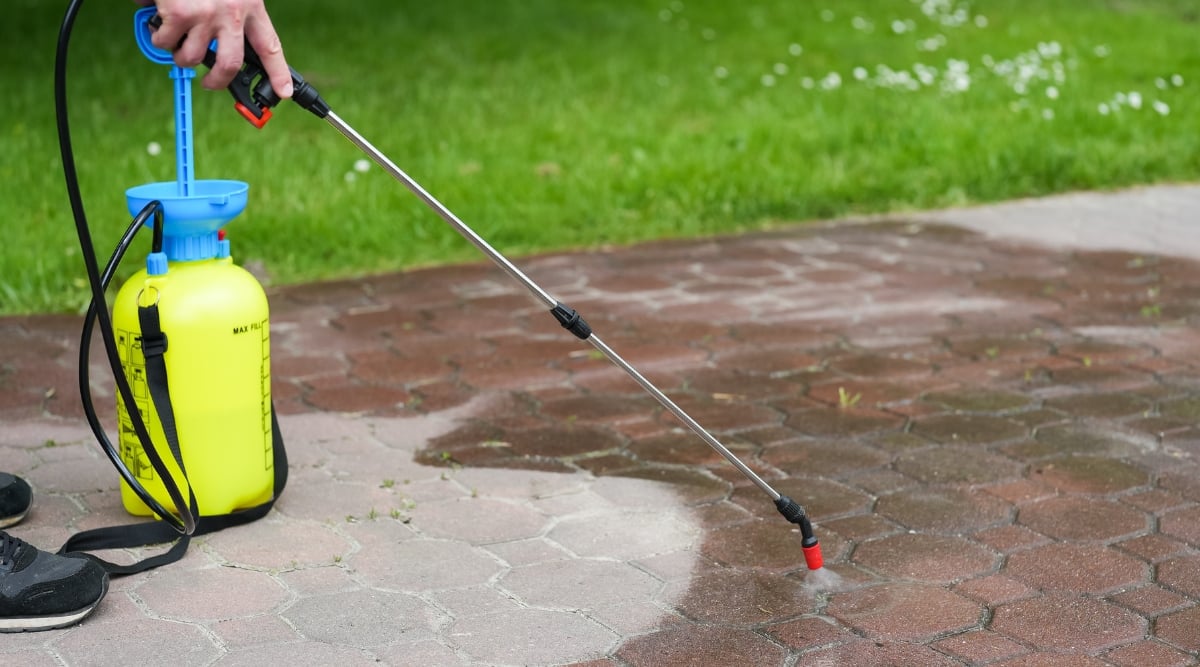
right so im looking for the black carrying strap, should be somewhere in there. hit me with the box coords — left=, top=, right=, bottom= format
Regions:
left=59, top=304, right=288, bottom=576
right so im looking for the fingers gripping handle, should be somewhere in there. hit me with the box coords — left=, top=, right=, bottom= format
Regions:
left=143, top=12, right=329, bottom=127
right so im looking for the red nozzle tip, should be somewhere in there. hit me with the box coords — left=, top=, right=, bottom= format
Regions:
left=802, top=542, right=824, bottom=570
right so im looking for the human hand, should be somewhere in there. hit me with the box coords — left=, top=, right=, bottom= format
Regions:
left=134, top=0, right=293, bottom=98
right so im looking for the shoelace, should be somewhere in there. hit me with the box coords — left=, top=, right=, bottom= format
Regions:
left=0, top=532, right=25, bottom=567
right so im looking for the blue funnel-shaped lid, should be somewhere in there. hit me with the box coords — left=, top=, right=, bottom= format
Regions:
left=125, top=180, right=249, bottom=234
left=126, top=180, right=249, bottom=260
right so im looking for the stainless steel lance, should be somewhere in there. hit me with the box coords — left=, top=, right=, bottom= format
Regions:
left=190, top=27, right=826, bottom=568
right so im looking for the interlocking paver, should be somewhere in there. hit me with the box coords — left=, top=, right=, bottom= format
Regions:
left=6, top=185, right=1200, bottom=664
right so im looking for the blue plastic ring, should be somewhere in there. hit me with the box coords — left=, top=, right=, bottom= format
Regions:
left=134, top=7, right=175, bottom=65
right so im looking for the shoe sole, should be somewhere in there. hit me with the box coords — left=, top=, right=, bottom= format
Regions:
left=0, top=574, right=109, bottom=633
left=0, top=509, right=29, bottom=529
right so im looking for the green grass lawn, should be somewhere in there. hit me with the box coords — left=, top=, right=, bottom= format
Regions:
left=3, top=0, right=1198, bottom=314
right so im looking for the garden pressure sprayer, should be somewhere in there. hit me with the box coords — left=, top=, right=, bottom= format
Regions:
left=54, top=2, right=287, bottom=575
left=57, top=1, right=821, bottom=573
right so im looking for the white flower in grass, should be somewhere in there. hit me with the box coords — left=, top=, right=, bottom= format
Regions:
left=1038, top=42, right=1061, bottom=59
left=1093, top=44, right=1111, bottom=58
left=801, top=76, right=815, bottom=89
left=914, top=63, right=936, bottom=86
left=1045, top=86, right=1059, bottom=100
left=852, top=16, right=873, bottom=32
left=701, top=28, right=716, bottom=41
left=974, top=15, right=988, bottom=28
left=1156, top=78, right=1168, bottom=90
left=1042, top=108, right=1055, bottom=120
left=820, top=72, right=842, bottom=90
left=344, top=171, right=357, bottom=183
left=853, top=67, right=868, bottom=81
left=146, top=141, right=162, bottom=156
left=1153, top=100, right=1170, bottom=115
left=1098, top=103, right=1110, bottom=115
left=820, top=9, right=834, bottom=22
left=918, top=35, right=946, bottom=52
left=789, top=43, right=804, bottom=56
left=892, top=20, right=909, bottom=34
left=1128, top=92, right=1143, bottom=110
left=714, top=66, right=728, bottom=79
left=761, top=74, right=777, bottom=87
left=1172, top=74, right=1184, bottom=87
left=354, top=159, right=370, bottom=173
left=774, top=62, right=789, bottom=75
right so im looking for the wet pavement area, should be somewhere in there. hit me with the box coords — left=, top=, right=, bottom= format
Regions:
left=2, top=184, right=1200, bottom=665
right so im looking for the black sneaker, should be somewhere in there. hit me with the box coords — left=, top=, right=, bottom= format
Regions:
left=0, top=474, right=32, bottom=528
left=0, top=532, right=109, bottom=632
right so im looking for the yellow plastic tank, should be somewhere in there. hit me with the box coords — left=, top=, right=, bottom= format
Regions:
left=112, top=253, right=273, bottom=517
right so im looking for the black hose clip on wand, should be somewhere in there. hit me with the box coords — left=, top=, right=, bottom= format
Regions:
left=189, top=18, right=824, bottom=570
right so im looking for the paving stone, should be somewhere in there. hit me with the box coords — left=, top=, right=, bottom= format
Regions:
left=1044, top=392, right=1153, bottom=418
left=802, top=640, right=965, bottom=666
left=283, top=588, right=443, bottom=648
left=931, top=630, right=1030, bottom=664
left=982, top=479, right=1058, bottom=505
left=895, top=446, right=1024, bottom=484
left=1017, top=496, right=1148, bottom=542
left=1156, top=554, right=1200, bottom=597
left=500, top=559, right=662, bottom=612
left=662, top=569, right=813, bottom=624
left=1116, top=533, right=1192, bottom=563
left=204, top=517, right=354, bottom=569
left=1028, top=455, right=1150, bottom=494
left=349, top=539, right=502, bottom=591
left=1105, top=640, right=1196, bottom=667
left=548, top=508, right=696, bottom=560
left=911, top=413, right=1029, bottom=444
left=972, top=525, right=1052, bottom=553
left=1156, top=605, right=1200, bottom=652
left=763, top=615, right=856, bottom=651
left=1160, top=506, right=1200, bottom=546
left=821, top=514, right=903, bottom=542
left=54, top=616, right=220, bottom=666
left=408, top=496, right=547, bottom=544
left=1008, top=423, right=1144, bottom=460
left=1109, top=585, right=1192, bottom=618
left=991, top=593, right=1147, bottom=652
left=135, top=565, right=290, bottom=622
left=826, top=583, right=982, bottom=641
left=852, top=534, right=998, bottom=583
left=1005, top=543, right=1148, bottom=594
left=611, top=467, right=731, bottom=506
left=783, top=405, right=905, bottom=437
left=924, top=389, right=1033, bottom=413
left=953, top=574, right=1038, bottom=606
left=875, top=487, right=1012, bottom=534
left=615, top=625, right=787, bottom=667
left=760, top=439, right=891, bottom=477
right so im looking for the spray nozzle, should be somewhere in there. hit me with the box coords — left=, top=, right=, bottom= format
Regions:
left=775, top=494, right=825, bottom=570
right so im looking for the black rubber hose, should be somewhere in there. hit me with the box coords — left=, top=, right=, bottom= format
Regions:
left=56, top=0, right=194, bottom=534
